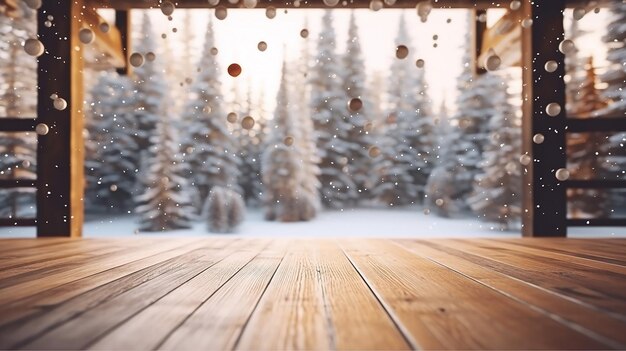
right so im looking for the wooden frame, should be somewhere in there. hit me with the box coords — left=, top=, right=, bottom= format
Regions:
left=520, top=0, right=567, bottom=237
left=20, top=0, right=620, bottom=237
left=36, top=0, right=86, bottom=237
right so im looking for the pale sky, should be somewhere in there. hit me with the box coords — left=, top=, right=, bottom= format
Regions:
left=106, top=6, right=609, bottom=116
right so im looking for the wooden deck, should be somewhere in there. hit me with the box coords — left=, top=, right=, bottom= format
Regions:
left=0, top=238, right=625, bottom=350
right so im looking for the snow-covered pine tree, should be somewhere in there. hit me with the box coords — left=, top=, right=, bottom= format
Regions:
left=292, top=28, right=321, bottom=216
left=263, top=59, right=315, bottom=222
left=567, top=57, right=609, bottom=218
left=85, top=71, right=139, bottom=213
left=427, top=18, right=496, bottom=214
left=132, top=13, right=168, bottom=152
left=564, top=16, right=587, bottom=115
left=204, top=186, right=245, bottom=233
left=135, top=119, right=194, bottom=232
left=310, top=10, right=357, bottom=208
left=467, top=73, right=522, bottom=230
left=180, top=18, right=240, bottom=208
left=237, top=86, right=265, bottom=206
left=0, top=2, right=37, bottom=218
left=372, top=15, right=435, bottom=206
left=600, top=1, right=626, bottom=211
left=343, top=11, right=374, bottom=201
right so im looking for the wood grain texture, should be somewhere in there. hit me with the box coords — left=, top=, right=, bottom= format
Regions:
left=397, top=239, right=626, bottom=349
left=158, top=241, right=288, bottom=350
left=342, top=239, right=606, bottom=350
left=89, top=239, right=271, bottom=350
left=437, top=239, right=626, bottom=317
left=0, top=238, right=624, bottom=350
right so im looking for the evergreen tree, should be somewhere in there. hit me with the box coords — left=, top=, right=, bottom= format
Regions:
left=132, top=13, right=168, bottom=152
left=600, top=1, right=626, bottom=211
left=343, top=11, right=374, bottom=200
left=565, top=17, right=587, bottom=115
left=567, top=57, right=609, bottom=217
left=263, top=59, right=317, bottom=221
left=310, top=10, right=357, bottom=208
left=426, top=17, right=495, bottom=213
left=372, top=15, right=435, bottom=206
left=85, top=71, right=139, bottom=213
left=135, top=119, right=194, bottom=231
left=467, top=74, right=522, bottom=230
left=237, top=86, right=265, bottom=206
left=180, top=19, right=240, bottom=208
left=292, top=30, right=321, bottom=214
left=0, top=2, right=37, bottom=218
left=204, top=186, right=245, bottom=233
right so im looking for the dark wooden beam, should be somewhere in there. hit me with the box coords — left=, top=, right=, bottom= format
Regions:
left=473, top=9, right=487, bottom=75
left=0, top=118, right=36, bottom=132
left=115, top=9, right=131, bottom=75
left=566, top=117, right=626, bottom=133
left=0, top=218, right=37, bottom=226
left=87, top=0, right=603, bottom=9
left=520, top=0, right=567, bottom=237
left=37, top=0, right=85, bottom=237
left=0, top=179, right=37, bottom=188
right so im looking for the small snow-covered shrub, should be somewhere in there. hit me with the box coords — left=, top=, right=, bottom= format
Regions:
left=204, top=186, right=245, bottom=233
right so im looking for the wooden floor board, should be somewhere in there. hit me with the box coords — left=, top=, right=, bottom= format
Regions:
left=397, top=239, right=626, bottom=349
left=437, top=239, right=626, bottom=317
left=88, top=239, right=271, bottom=350
left=16, top=239, right=242, bottom=350
left=157, top=241, right=287, bottom=351
left=0, top=239, right=205, bottom=329
left=505, top=239, right=626, bottom=266
left=342, top=239, right=607, bottom=350
left=0, top=238, right=624, bottom=350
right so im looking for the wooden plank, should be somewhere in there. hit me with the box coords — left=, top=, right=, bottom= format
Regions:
left=341, top=239, right=606, bottom=349
left=0, top=239, right=202, bottom=306
left=0, top=239, right=206, bottom=329
left=0, top=118, right=36, bottom=132
left=82, top=7, right=125, bottom=68
left=115, top=10, right=131, bottom=75
left=507, top=239, right=626, bottom=266
left=0, top=238, right=73, bottom=255
left=566, top=117, right=626, bottom=133
left=520, top=0, right=567, bottom=237
left=0, top=238, right=124, bottom=269
left=232, top=240, right=331, bottom=350
left=4, top=239, right=237, bottom=350
left=37, top=0, right=86, bottom=237
left=236, top=240, right=410, bottom=350
left=478, top=9, right=522, bottom=69
left=472, top=9, right=487, bottom=76
left=0, top=218, right=36, bottom=227
left=93, top=239, right=275, bottom=350
left=0, top=179, right=36, bottom=188
left=473, top=239, right=626, bottom=274
left=397, top=239, right=626, bottom=348
left=435, top=239, right=626, bottom=317
left=0, top=240, right=129, bottom=284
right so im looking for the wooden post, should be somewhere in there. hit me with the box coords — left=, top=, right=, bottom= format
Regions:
left=520, top=0, right=567, bottom=237
left=472, top=9, right=487, bottom=76
left=115, top=10, right=131, bottom=76
left=37, top=0, right=85, bottom=237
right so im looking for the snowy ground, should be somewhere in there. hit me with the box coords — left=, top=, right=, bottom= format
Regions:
left=0, top=207, right=623, bottom=238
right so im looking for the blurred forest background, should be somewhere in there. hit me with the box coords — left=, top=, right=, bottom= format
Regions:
left=1, top=2, right=625, bottom=233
